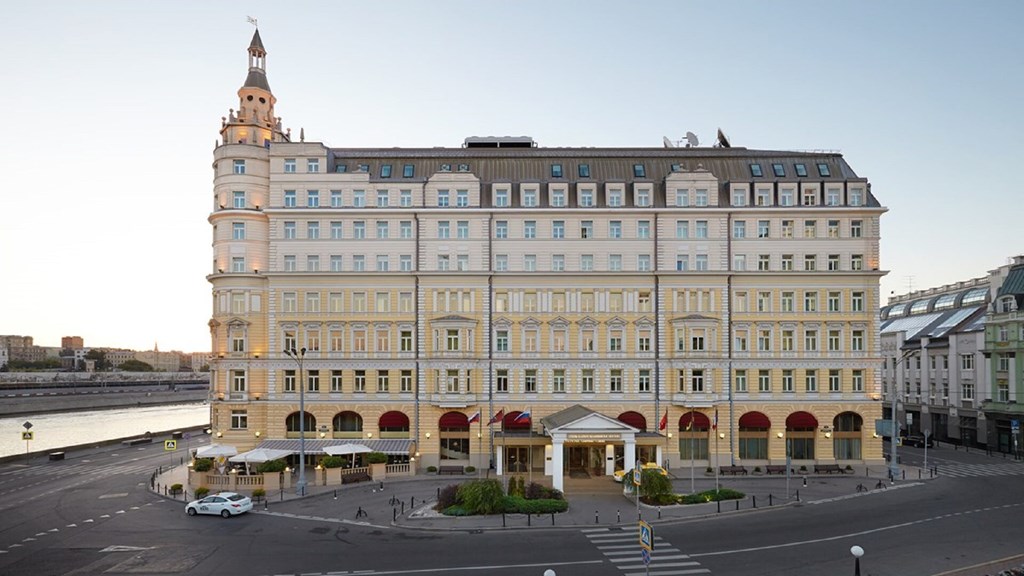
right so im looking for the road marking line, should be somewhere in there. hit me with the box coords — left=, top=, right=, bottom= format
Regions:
left=312, top=559, right=605, bottom=575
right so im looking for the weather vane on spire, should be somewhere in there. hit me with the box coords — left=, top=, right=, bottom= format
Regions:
left=247, top=16, right=258, bottom=28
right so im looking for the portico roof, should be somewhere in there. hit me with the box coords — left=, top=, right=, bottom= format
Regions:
left=540, top=404, right=639, bottom=434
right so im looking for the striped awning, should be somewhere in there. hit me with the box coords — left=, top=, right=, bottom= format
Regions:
left=257, top=438, right=415, bottom=455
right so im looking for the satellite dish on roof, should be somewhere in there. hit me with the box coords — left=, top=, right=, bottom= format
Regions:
left=663, top=136, right=675, bottom=148
left=685, top=132, right=699, bottom=147
left=716, top=128, right=731, bottom=148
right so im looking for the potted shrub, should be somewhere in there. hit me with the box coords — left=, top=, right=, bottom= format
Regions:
left=169, top=483, right=183, bottom=496
left=367, top=452, right=388, bottom=481
left=195, top=486, right=210, bottom=499
left=464, top=465, right=476, bottom=474
left=252, top=488, right=266, bottom=503
left=799, top=465, right=808, bottom=473
left=321, top=456, right=345, bottom=485
left=753, top=466, right=762, bottom=474
left=426, top=466, right=438, bottom=474
left=705, top=466, right=714, bottom=475
left=259, top=459, right=287, bottom=491
left=193, top=458, right=213, bottom=472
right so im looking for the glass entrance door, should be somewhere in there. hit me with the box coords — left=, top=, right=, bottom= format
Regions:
left=506, top=447, right=528, bottom=473
left=564, top=446, right=604, bottom=476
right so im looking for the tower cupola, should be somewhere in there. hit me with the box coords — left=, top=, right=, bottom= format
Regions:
left=220, top=29, right=289, bottom=147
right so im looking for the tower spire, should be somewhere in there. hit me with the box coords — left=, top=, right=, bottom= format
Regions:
left=220, top=29, right=288, bottom=146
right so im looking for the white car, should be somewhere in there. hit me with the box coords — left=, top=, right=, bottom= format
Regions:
left=185, top=492, right=253, bottom=518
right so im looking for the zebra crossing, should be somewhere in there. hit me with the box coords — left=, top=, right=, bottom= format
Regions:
left=583, top=527, right=710, bottom=576
left=0, top=461, right=155, bottom=482
left=936, top=461, right=1024, bottom=478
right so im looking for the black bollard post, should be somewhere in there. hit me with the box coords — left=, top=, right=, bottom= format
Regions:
left=334, top=489, right=337, bottom=500
left=380, top=481, right=384, bottom=490
left=502, top=513, right=506, bottom=527
left=411, top=496, right=416, bottom=507
left=264, top=498, right=268, bottom=511
left=918, top=469, right=921, bottom=479
left=617, top=509, right=620, bottom=523
left=796, top=490, right=800, bottom=502
left=753, top=495, right=757, bottom=509
left=551, top=513, right=555, bottom=526
left=658, top=506, right=662, bottom=520
left=902, top=470, right=906, bottom=480
left=735, top=500, right=739, bottom=511
left=769, top=494, right=773, bottom=506
left=595, top=510, right=599, bottom=524
left=401, top=501, right=405, bottom=514
left=393, top=508, right=397, bottom=521
left=280, top=488, right=284, bottom=502
left=717, top=500, right=721, bottom=513
left=528, top=514, right=531, bottom=526
left=437, top=487, right=440, bottom=499
left=802, top=476, right=807, bottom=487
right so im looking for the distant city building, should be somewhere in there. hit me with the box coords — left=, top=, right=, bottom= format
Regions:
left=135, top=346, right=182, bottom=372
left=208, top=31, right=887, bottom=489
left=0, top=335, right=46, bottom=363
left=881, top=255, right=1024, bottom=452
left=191, top=353, right=213, bottom=372
left=103, top=349, right=136, bottom=369
left=61, top=336, right=84, bottom=349
left=0, top=348, right=8, bottom=369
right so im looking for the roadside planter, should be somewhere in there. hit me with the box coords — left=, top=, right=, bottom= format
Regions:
left=367, top=452, right=388, bottom=481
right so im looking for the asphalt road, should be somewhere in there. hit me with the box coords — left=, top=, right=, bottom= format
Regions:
left=0, top=441, right=1022, bottom=576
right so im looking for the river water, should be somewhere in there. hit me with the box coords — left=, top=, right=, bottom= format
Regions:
left=0, top=403, right=210, bottom=458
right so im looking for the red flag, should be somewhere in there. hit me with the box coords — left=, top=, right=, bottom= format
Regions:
left=487, top=409, right=504, bottom=425
left=658, top=409, right=668, bottom=431
left=467, top=411, right=480, bottom=424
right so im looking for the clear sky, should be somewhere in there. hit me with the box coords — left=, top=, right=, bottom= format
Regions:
left=1, top=0, right=1020, bottom=352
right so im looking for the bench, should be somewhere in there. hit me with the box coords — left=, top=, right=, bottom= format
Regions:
left=341, top=472, right=371, bottom=484
left=438, top=466, right=464, bottom=476
left=764, top=465, right=791, bottom=475
left=814, top=464, right=844, bottom=475
left=720, top=465, right=748, bottom=476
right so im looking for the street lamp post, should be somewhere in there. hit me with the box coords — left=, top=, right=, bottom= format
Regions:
left=284, top=347, right=307, bottom=496
left=889, top=349, right=916, bottom=482
left=850, top=545, right=864, bottom=576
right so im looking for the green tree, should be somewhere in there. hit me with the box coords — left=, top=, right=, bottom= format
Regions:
left=84, top=349, right=108, bottom=371
left=119, top=359, right=154, bottom=372
left=639, top=469, right=674, bottom=503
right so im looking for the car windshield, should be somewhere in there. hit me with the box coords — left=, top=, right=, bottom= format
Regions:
left=226, top=494, right=246, bottom=502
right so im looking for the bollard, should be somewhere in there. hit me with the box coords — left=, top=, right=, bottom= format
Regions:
left=796, top=490, right=800, bottom=502
left=617, top=509, right=620, bottom=523
left=263, top=498, right=268, bottom=511
left=902, top=470, right=906, bottom=480
left=528, top=514, right=531, bottom=526
left=769, top=494, right=773, bottom=506
left=753, top=495, right=757, bottom=509
left=380, top=481, right=384, bottom=490
left=502, top=513, right=506, bottom=527
left=717, top=500, right=721, bottom=513
left=412, top=496, right=416, bottom=507
left=401, top=501, right=405, bottom=514
left=658, top=506, right=662, bottom=520
left=437, top=487, right=440, bottom=499
left=735, top=500, right=740, bottom=511
left=595, top=510, right=599, bottom=524
left=280, top=488, right=284, bottom=502
left=918, top=469, right=921, bottom=479
left=551, top=513, right=555, bottom=526
left=802, top=476, right=807, bottom=487
left=393, top=508, right=397, bottom=522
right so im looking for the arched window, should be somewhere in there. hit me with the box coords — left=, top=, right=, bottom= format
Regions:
left=678, top=411, right=711, bottom=460
left=785, top=411, right=818, bottom=460
left=738, top=411, right=770, bottom=460
left=439, top=411, right=470, bottom=461
left=379, top=411, right=410, bottom=438
left=332, top=411, right=363, bottom=438
left=285, top=411, right=316, bottom=438
left=617, top=411, right=647, bottom=432
left=833, top=412, right=863, bottom=460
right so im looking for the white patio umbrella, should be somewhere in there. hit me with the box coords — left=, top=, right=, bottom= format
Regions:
left=229, top=448, right=294, bottom=463
left=195, top=444, right=238, bottom=458
left=322, top=443, right=373, bottom=467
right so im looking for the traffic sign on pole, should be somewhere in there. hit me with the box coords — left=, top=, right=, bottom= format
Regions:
left=633, top=463, right=642, bottom=487
left=21, top=431, right=33, bottom=441
left=164, top=440, right=177, bottom=451
left=641, top=548, right=651, bottom=565
left=639, top=520, right=654, bottom=551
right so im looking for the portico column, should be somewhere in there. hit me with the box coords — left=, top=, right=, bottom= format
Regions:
left=551, top=438, right=564, bottom=492
left=624, top=436, right=637, bottom=472
left=605, top=444, right=615, bottom=476
left=655, top=445, right=664, bottom=467
left=496, top=445, right=504, bottom=476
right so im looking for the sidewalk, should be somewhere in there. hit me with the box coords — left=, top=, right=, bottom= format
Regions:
left=151, top=462, right=935, bottom=531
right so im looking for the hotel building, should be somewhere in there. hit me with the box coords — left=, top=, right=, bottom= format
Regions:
left=208, top=31, right=886, bottom=490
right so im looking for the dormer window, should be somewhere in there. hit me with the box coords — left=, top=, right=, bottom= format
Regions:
left=750, top=163, right=763, bottom=177
left=402, top=164, right=415, bottom=178
left=772, top=163, right=785, bottom=177
left=458, top=163, right=470, bottom=173
left=551, top=164, right=563, bottom=178
left=633, top=164, right=646, bottom=178
left=817, top=163, right=831, bottom=177
left=795, top=163, right=808, bottom=177
left=440, top=164, right=452, bottom=172
left=380, top=164, right=392, bottom=178
left=578, top=164, right=591, bottom=178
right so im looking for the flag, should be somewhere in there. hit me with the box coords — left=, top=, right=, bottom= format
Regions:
left=513, top=409, right=531, bottom=423
left=487, top=409, right=504, bottom=425
left=713, top=409, right=719, bottom=431
left=467, top=411, right=480, bottom=424
left=658, top=409, right=668, bottom=431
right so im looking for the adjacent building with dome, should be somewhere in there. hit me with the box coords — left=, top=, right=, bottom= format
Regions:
left=208, top=30, right=888, bottom=491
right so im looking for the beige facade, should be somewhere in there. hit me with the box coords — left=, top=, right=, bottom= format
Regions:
left=208, top=32, right=887, bottom=489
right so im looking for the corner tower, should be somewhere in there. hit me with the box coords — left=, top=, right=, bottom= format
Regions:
left=220, top=29, right=289, bottom=147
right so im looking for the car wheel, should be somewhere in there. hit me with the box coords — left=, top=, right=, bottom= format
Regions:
left=187, top=508, right=197, bottom=516
left=221, top=509, right=231, bottom=518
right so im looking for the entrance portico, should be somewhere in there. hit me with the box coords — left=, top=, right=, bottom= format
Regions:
left=541, top=405, right=641, bottom=492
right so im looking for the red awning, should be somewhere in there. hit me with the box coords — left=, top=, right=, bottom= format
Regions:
left=439, top=411, right=469, bottom=429
left=739, top=411, right=771, bottom=429
left=379, top=411, right=409, bottom=429
left=617, top=412, right=647, bottom=431
left=679, top=411, right=711, bottom=430
left=786, top=411, right=818, bottom=429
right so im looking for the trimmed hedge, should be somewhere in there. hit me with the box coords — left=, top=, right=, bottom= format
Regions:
left=193, top=458, right=213, bottom=472
left=321, top=456, right=346, bottom=469
left=257, top=459, right=287, bottom=473
left=366, top=452, right=388, bottom=464
left=195, top=486, right=210, bottom=498
left=503, top=496, right=568, bottom=514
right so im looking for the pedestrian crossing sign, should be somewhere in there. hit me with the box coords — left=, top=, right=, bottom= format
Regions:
left=164, top=440, right=177, bottom=451
left=22, top=431, right=33, bottom=441
left=639, top=520, right=654, bottom=551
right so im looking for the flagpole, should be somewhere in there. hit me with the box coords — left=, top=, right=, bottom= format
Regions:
left=689, top=407, right=694, bottom=494
left=478, top=413, right=483, bottom=478
left=714, top=408, right=720, bottom=494
left=501, top=407, right=506, bottom=490
left=528, top=405, right=533, bottom=486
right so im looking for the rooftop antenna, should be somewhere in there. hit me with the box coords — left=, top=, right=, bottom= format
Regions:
left=905, top=275, right=915, bottom=293
left=662, top=136, right=675, bottom=148
left=685, top=131, right=699, bottom=148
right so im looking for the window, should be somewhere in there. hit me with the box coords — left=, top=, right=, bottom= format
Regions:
left=849, top=188, right=864, bottom=206
left=851, top=219, right=863, bottom=238
left=494, top=220, right=508, bottom=239
left=400, top=330, right=413, bottom=352
left=233, top=191, right=246, bottom=208
left=691, top=329, right=706, bottom=352
left=851, top=254, right=864, bottom=271
left=772, top=163, right=785, bottom=177
left=283, top=158, right=296, bottom=173
left=306, top=255, right=320, bottom=271
left=331, top=221, right=343, bottom=239
left=804, top=220, right=817, bottom=238
left=579, top=188, right=594, bottom=207
left=230, top=408, right=249, bottom=430
left=609, top=369, right=623, bottom=392
left=456, top=254, right=469, bottom=271
left=802, top=189, right=818, bottom=206
left=578, top=164, right=590, bottom=178
left=637, top=220, right=650, bottom=238
left=695, top=189, right=708, bottom=206
left=456, top=190, right=469, bottom=207
left=733, top=254, right=747, bottom=271
left=781, top=220, right=794, bottom=238
left=437, top=254, right=450, bottom=270
left=551, top=164, right=563, bottom=178
left=380, top=164, right=392, bottom=178
left=780, top=188, right=794, bottom=206
left=828, top=291, right=841, bottom=312
left=437, top=190, right=449, bottom=207
left=580, top=254, right=594, bottom=271
left=494, top=188, right=509, bottom=207
left=308, top=221, right=320, bottom=239
left=307, top=159, right=320, bottom=173
left=582, top=369, right=594, bottom=393
left=551, top=220, right=565, bottom=239
left=695, top=254, right=708, bottom=271
left=826, top=188, right=840, bottom=206
left=638, top=254, right=651, bottom=271
left=852, top=370, right=864, bottom=392
left=828, top=329, right=841, bottom=351
left=581, top=220, right=593, bottom=239
left=827, top=220, right=840, bottom=238
left=734, top=329, right=748, bottom=352
left=495, top=330, right=509, bottom=352
left=852, top=330, right=865, bottom=352
left=551, top=188, right=565, bottom=207
left=805, top=370, right=818, bottom=392
left=732, top=189, right=747, bottom=206
left=354, top=221, right=366, bottom=239
left=376, top=255, right=389, bottom=271
left=330, top=255, right=342, bottom=271
left=750, top=163, right=763, bottom=177
left=353, top=255, right=365, bottom=271
left=524, top=220, right=536, bottom=239
left=353, top=329, right=367, bottom=352
left=691, top=370, right=704, bottom=392
left=804, top=254, right=817, bottom=271
left=804, top=291, right=818, bottom=312
left=457, top=220, right=469, bottom=239
left=636, top=188, right=651, bottom=207
left=633, top=164, right=646, bottom=178
left=794, top=163, right=807, bottom=177
left=782, top=329, right=795, bottom=352
left=733, top=220, right=746, bottom=239
left=437, top=221, right=450, bottom=239
left=284, top=190, right=296, bottom=207
left=757, top=291, right=771, bottom=312
left=609, top=221, right=622, bottom=238
left=756, top=188, right=771, bottom=206
left=608, top=328, right=623, bottom=352
left=851, top=291, right=865, bottom=312
left=396, top=220, right=411, bottom=239
left=352, top=190, right=366, bottom=208
left=283, top=255, right=296, bottom=271
left=331, top=190, right=342, bottom=207
left=304, top=190, right=319, bottom=208
left=402, top=164, right=414, bottom=178
left=608, top=188, right=623, bottom=207
left=283, top=370, right=296, bottom=392
left=400, top=190, right=412, bottom=207
left=781, top=255, right=793, bottom=271
left=523, top=254, right=537, bottom=271
left=675, top=189, right=689, bottom=207
left=522, top=187, right=537, bottom=207
left=675, top=255, right=689, bottom=271
left=376, top=190, right=389, bottom=208
left=676, top=220, right=689, bottom=238
left=782, top=369, right=794, bottom=392
left=609, top=254, right=622, bottom=271
left=553, top=369, right=567, bottom=393
left=282, top=292, right=297, bottom=313
left=354, top=370, right=366, bottom=393
left=495, top=369, right=509, bottom=393
left=233, top=159, right=245, bottom=174
left=283, top=221, right=296, bottom=239
left=817, top=163, right=831, bottom=177
left=695, top=220, right=708, bottom=238
left=735, top=369, right=748, bottom=392
left=804, top=329, right=818, bottom=352
left=758, top=370, right=771, bottom=392
left=232, top=222, right=245, bottom=240
left=757, top=220, right=770, bottom=239
left=757, top=254, right=770, bottom=271
left=782, top=291, right=795, bottom=312
left=494, top=254, right=508, bottom=271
